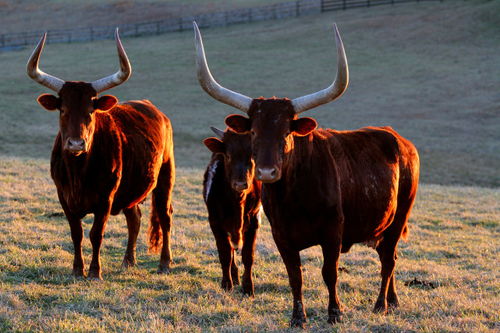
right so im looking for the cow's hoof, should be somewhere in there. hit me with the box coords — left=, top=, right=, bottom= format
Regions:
left=221, top=280, right=233, bottom=292
left=72, top=268, right=86, bottom=278
left=157, top=266, right=171, bottom=274
left=373, top=300, right=388, bottom=314
left=327, top=310, right=343, bottom=324
left=290, top=316, right=306, bottom=329
left=387, top=296, right=399, bottom=310
left=87, top=272, right=103, bottom=281
left=121, top=258, right=136, bottom=269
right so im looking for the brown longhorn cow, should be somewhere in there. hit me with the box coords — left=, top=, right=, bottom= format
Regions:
left=203, top=127, right=261, bottom=296
left=194, top=22, right=419, bottom=327
left=27, top=29, right=175, bottom=279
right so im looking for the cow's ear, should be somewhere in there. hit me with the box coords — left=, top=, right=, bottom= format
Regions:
left=203, top=137, right=225, bottom=153
left=94, top=95, right=118, bottom=112
left=292, top=117, right=317, bottom=136
left=225, top=114, right=251, bottom=133
left=37, top=94, right=60, bottom=111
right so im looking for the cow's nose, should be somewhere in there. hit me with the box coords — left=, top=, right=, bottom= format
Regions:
left=232, top=180, right=248, bottom=192
left=66, top=138, right=86, bottom=153
left=256, top=167, right=278, bottom=182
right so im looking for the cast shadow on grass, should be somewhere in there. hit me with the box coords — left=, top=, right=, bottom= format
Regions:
left=2, top=265, right=78, bottom=286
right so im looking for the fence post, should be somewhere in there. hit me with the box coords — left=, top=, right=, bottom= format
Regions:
left=273, top=4, right=277, bottom=19
left=225, top=11, right=228, bottom=26
left=90, top=27, right=94, bottom=41
left=296, top=1, right=300, bottom=16
left=343, top=0, right=346, bottom=10
left=368, top=0, right=371, bottom=7
left=0, top=34, right=4, bottom=48
left=156, top=21, right=160, bottom=34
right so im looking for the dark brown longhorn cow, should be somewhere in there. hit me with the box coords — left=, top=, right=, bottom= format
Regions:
left=27, top=29, right=175, bottom=279
left=203, top=127, right=261, bottom=296
left=193, top=22, right=419, bottom=327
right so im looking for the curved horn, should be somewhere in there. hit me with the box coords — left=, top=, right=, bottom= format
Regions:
left=193, top=21, right=252, bottom=113
left=27, top=33, right=65, bottom=93
left=292, top=24, right=349, bottom=114
left=91, top=28, right=132, bottom=93
left=210, top=126, right=225, bottom=139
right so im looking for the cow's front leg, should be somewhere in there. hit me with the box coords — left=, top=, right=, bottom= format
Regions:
left=277, top=246, right=306, bottom=328
left=67, top=215, right=85, bottom=277
left=321, top=238, right=343, bottom=324
left=241, top=215, right=259, bottom=296
left=88, top=206, right=111, bottom=280
left=59, top=195, right=85, bottom=277
left=213, top=228, right=234, bottom=291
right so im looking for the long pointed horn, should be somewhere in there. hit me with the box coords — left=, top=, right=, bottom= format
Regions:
left=91, top=28, right=132, bottom=93
left=210, top=126, right=225, bottom=139
left=292, top=24, right=349, bottom=114
left=27, top=33, right=65, bottom=93
left=193, top=22, right=252, bottom=113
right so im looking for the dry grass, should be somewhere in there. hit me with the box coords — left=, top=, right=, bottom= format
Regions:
left=0, top=158, right=499, bottom=332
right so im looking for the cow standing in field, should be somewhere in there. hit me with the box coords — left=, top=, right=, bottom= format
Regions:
left=203, top=127, right=261, bottom=296
left=193, top=22, right=419, bottom=327
left=27, top=29, right=175, bottom=279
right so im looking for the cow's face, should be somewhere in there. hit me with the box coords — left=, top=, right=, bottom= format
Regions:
left=225, top=98, right=317, bottom=183
left=37, top=82, right=117, bottom=155
left=204, top=130, right=255, bottom=192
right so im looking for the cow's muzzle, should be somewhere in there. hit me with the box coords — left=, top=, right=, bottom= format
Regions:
left=65, top=138, right=87, bottom=155
left=256, top=167, right=280, bottom=183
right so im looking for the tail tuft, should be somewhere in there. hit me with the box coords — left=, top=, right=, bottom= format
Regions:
left=148, top=197, right=163, bottom=254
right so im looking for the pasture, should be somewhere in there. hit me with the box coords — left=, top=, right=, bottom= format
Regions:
left=0, top=0, right=499, bottom=331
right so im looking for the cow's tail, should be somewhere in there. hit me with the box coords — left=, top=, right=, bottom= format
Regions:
left=148, top=196, right=163, bottom=254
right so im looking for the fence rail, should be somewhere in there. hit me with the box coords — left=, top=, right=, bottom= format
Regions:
left=0, top=0, right=441, bottom=51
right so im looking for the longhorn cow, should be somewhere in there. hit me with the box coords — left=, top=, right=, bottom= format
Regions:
left=27, top=29, right=175, bottom=279
left=194, top=22, right=419, bottom=327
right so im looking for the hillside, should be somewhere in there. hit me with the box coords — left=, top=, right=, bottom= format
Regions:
left=0, top=0, right=499, bottom=187
left=0, top=0, right=285, bottom=34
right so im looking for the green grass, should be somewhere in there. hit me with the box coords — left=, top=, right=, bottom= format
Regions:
left=0, top=158, right=499, bottom=332
left=0, top=0, right=499, bottom=186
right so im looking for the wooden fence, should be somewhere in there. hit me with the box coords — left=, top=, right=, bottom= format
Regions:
left=321, top=0, right=441, bottom=11
left=0, top=0, right=442, bottom=51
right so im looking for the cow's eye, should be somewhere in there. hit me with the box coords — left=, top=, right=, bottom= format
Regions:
left=251, top=130, right=256, bottom=136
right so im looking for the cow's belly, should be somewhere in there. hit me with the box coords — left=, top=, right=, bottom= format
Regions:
left=111, top=154, right=163, bottom=214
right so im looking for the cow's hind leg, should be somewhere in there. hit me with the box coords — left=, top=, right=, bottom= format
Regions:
left=122, top=205, right=141, bottom=268
left=373, top=235, right=398, bottom=313
left=149, top=158, right=175, bottom=273
left=241, top=214, right=259, bottom=297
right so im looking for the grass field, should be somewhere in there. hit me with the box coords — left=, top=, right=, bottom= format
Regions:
left=0, top=0, right=499, bottom=331
left=0, top=159, right=498, bottom=332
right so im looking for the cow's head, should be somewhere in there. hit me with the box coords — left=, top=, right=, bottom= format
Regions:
left=193, top=22, right=349, bottom=183
left=204, top=127, right=255, bottom=192
left=27, top=29, right=131, bottom=156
